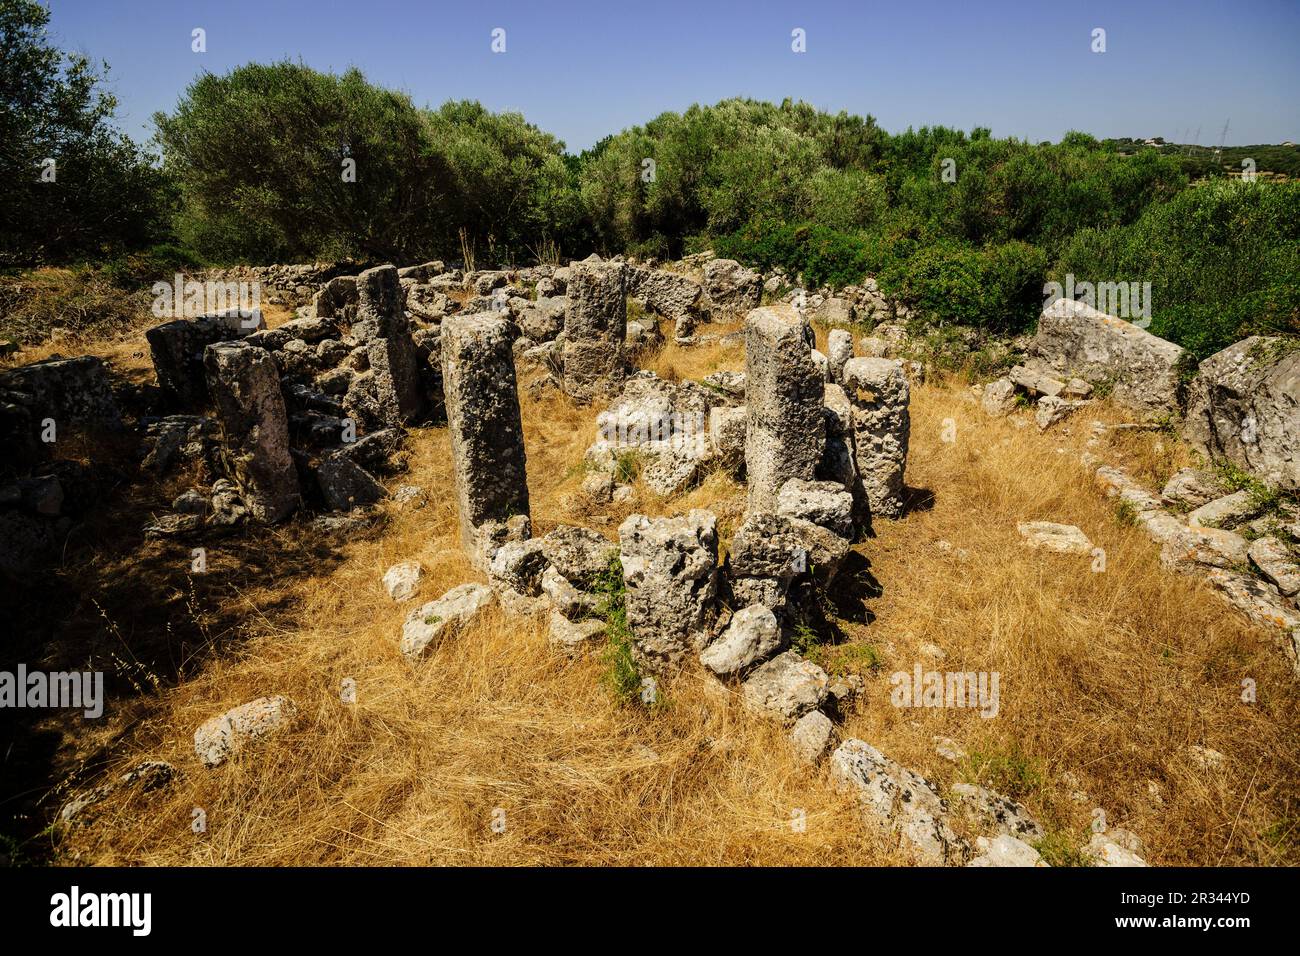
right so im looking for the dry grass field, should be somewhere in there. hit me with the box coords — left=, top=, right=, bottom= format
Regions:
left=13, top=313, right=1300, bottom=867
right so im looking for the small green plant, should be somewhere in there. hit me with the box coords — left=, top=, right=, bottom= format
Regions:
left=963, top=745, right=1045, bottom=799
left=593, top=555, right=642, bottom=706
left=1090, top=375, right=1117, bottom=400
left=1034, top=829, right=1092, bottom=867
left=625, top=295, right=647, bottom=324
left=614, top=450, right=642, bottom=484
left=1115, top=499, right=1139, bottom=527
left=812, top=641, right=883, bottom=675
left=790, top=620, right=823, bottom=657
left=423, top=614, right=442, bottom=626
left=1214, top=459, right=1282, bottom=513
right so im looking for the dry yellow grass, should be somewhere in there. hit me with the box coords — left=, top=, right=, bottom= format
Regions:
left=39, top=316, right=1300, bottom=867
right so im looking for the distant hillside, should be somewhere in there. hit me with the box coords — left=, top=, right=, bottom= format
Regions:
left=1105, top=137, right=1300, bottom=180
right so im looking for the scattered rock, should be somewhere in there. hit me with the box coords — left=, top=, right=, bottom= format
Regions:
left=1188, top=490, right=1261, bottom=529
left=789, top=710, right=834, bottom=765
left=830, top=738, right=967, bottom=865
left=741, top=650, right=829, bottom=722
left=776, top=477, right=854, bottom=538
left=1017, top=521, right=1094, bottom=556
left=618, top=510, right=719, bottom=670
left=967, top=834, right=1047, bottom=867
left=400, top=583, right=496, bottom=661
left=382, top=561, right=422, bottom=602
left=548, top=611, right=606, bottom=656
left=950, top=782, right=1045, bottom=841
left=1248, top=536, right=1300, bottom=596
left=1161, top=467, right=1229, bottom=508
left=194, top=696, right=295, bottom=768
left=700, top=603, right=782, bottom=676
left=981, top=377, right=1018, bottom=416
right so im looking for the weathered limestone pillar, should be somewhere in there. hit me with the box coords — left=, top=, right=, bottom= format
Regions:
left=618, top=509, right=718, bottom=672
left=743, top=304, right=825, bottom=512
left=440, top=313, right=531, bottom=569
left=843, top=357, right=909, bottom=519
left=203, top=341, right=301, bottom=523
left=562, top=260, right=628, bottom=401
left=357, top=264, right=425, bottom=425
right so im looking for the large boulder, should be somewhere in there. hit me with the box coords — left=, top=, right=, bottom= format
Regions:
left=618, top=510, right=719, bottom=670
left=146, top=312, right=264, bottom=407
left=629, top=267, right=703, bottom=323
left=741, top=650, right=829, bottom=722
left=703, top=258, right=761, bottom=316
left=1183, top=336, right=1299, bottom=492
left=830, top=738, right=968, bottom=865
left=699, top=604, right=782, bottom=677
left=1030, top=297, right=1186, bottom=419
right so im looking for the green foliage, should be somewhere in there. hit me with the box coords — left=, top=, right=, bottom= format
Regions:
left=593, top=556, right=641, bottom=706
left=1213, top=459, right=1284, bottom=514
left=613, top=451, right=641, bottom=484
left=156, top=62, right=576, bottom=264
left=880, top=239, right=1048, bottom=333
left=790, top=620, right=824, bottom=657
left=1034, top=829, right=1092, bottom=868
left=1053, top=181, right=1300, bottom=359
left=0, top=0, right=173, bottom=265
left=963, top=745, right=1045, bottom=799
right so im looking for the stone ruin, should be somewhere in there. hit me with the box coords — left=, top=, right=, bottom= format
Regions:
left=7, top=248, right=1294, bottom=866
left=441, top=312, right=530, bottom=569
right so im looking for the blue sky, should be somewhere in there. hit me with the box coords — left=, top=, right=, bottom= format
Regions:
left=46, top=0, right=1300, bottom=151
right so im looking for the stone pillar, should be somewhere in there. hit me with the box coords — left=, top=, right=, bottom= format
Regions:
left=356, top=264, right=425, bottom=425
left=843, top=357, right=909, bottom=519
left=618, top=509, right=718, bottom=672
left=827, top=328, right=854, bottom=385
left=743, top=304, right=825, bottom=512
left=203, top=341, right=300, bottom=523
left=146, top=311, right=264, bottom=408
left=562, top=260, right=628, bottom=401
left=440, top=313, right=531, bottom=569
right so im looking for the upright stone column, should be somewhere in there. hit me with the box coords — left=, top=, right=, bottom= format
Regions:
left=743, top=304, right=825, bottom=512
left=203, top=341, right=301, bottom=523
left=563, top=260, right=628, bottom=401
left=441, top=313, right=531, bottom=569
left=843, top=357, right=909, bottom=519
left=357, top=264, right=425, bottom=425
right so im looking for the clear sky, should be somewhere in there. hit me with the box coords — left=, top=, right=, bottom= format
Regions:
left=45, top=0, right=1300, bottom=152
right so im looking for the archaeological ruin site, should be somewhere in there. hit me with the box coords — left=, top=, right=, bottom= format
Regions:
left=2, top=6, right=1298, bottom=928
left=4, top=251, right=1298, bottom=872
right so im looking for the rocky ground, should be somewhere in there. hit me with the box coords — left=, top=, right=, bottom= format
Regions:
left=1, top=255, right=1297, bottom=867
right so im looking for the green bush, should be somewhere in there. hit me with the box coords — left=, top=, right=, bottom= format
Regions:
left=1053, top=180, right=1300, bottom=358
left=878, top=239, right=1047, bottom=333
left=0, top=0, right=173, bottom=266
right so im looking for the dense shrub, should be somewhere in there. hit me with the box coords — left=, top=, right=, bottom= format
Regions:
left=156, top=63, right=575, bottom=265
left=1053, top=181, right=1300, bottom=358
left=0, top=0, right=172, bottom=266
